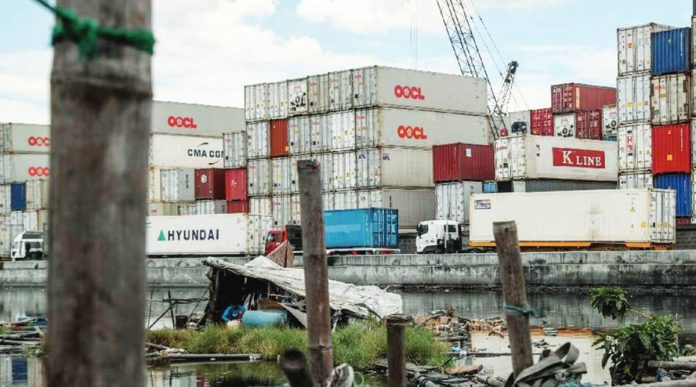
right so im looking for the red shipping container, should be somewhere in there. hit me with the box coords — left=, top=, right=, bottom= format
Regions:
left=270, top=119, right=289, bottom=157
left=227, top=200, right=249, bottom=214
left=432, top=143, right=494, bottom=182
left=195, top=168, right=226, bottom=199
left=551, top=83, right=616, bottom=113
left=530, top=108, right=554, bottom=136
left=652, top=123, right=691, bottom=174
left=225, top=168, right=248, bottom=201
left=575, top=110, right=602, bottom=140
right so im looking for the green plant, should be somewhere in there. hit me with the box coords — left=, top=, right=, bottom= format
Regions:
left=590, top=287, right=629, bottom=319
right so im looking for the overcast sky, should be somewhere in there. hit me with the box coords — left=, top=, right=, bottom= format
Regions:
left=1, top=0, right=692, bottom=124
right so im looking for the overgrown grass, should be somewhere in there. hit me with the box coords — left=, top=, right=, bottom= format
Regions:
left=147, top=320, right=448, bottom=369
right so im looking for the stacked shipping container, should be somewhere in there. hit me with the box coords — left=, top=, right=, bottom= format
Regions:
left=551, top=83, right=616, bottom=139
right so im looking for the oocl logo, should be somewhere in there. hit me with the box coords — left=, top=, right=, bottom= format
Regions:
left=28, top=167, right=50, bottom=177
left=393, top=85, right=425, bottom=100
left=167, top=116, right=198, bottom=129
left=27, top=136, right=50, bottom=147
left=397, top=125, right=428, bottom=140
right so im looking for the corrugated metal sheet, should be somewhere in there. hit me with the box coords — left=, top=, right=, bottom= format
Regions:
left=652, top=124, right=691, bottom=174
left=483, top=181, right=497, bottom=193
left=291, top=194, right=302, bottom=226
left=195, top=168, right=226, bottom=200
left=551, top=83, right=616, bottom=113
left=249, top=196, right=272, bottom=218
left=619, top=172, right=653, bottom=189
left=227, top=200, right=249, bottom=214
left=0, top=154, right=50, bottom=183
left=331, top=151, right=357, bottom=191
left=225, top=168, right=248, bottom=201
left=309, top=114, right=331, bottom=153
left=161, top=168, right=195, bottom=202
left=530, top=108, right=554, bottom=136
left=329, top=111, right=356, bottom=151
left=575, top=110, right=602, bottom=139
left=272, top=157, right=292, bottom=195
left=617, top=74, right=651, bottom=124
left=25, top=180, right=48, bottom=210
left=356, top=147, right=433, bottom=188
left=602, top=105, right=618, bottom=140
left=246, top=121, right=269, bottom=159
left=654, top=173, right=692, bottom=217
left=311, top=153, right=333, bottom=191
left=432, top=143, right=494, bottom=183
left=511, top=179, right=616, bottom=192
left=328, top=70, right=353, bottom=111
left=618, top=124, right=652, bottom=172
left=269, top=119, right=289, bottom=157
left=0, top=123, right=50, bottom=154
left=651, top=73, right=690, bottom=125
left=147, top=202, right=180, bottom=216
left=196, top=200, right=228, bottom=215
left=148, top=167, right=161, bottom=202
left=651, top=27, right=691, bottom=75
left=288, top=78, right=309, bottom=116
left=618, top=23, right=673, bottom=75
left=288, top=116, right=311, bottom=155
left=247, top=159, right=271, bottom=196
left=151, top=101, right=244, bottom=137
left=272, top=195, right=294, bottom=227
left=308, top=74, right=329, bottom=114
left=328, top=190, right=358, bottom=211
left=0, top=185, right=10, bottom=215
left=324, top=208, right=398, bottom=249
left=267, top=81, right=288, bottom=119
left=553, top=113, right=576, bottom=138
left=356, top=188, right=435, bottom=228
left=436, top=181, right=482, bottom=223
left=244, top=83, right=268, bottom=121
left=223, top=132, right=247, bottom=168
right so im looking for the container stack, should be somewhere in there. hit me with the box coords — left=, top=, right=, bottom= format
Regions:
left=241, top=65, right=491, bottom=230
left=551, top=83, right=616, bottom=139
left=0, top=123, right=50, bottom=256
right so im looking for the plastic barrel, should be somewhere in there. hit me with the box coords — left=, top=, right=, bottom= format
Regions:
left=240, top=310, right=287, bottom=327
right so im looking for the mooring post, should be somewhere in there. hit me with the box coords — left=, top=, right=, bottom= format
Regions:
left=46, top=1, right=151, bottom=385
left=386, top=314, right=412, bottom=387
left=493, top=221, right=533, bottom=377
left=280, top=349, right=314, bottom=387
left=298, top=160, right=333, bottom=386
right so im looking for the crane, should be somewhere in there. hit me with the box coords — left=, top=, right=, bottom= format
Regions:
left=435, top=0, right=519, bottom=140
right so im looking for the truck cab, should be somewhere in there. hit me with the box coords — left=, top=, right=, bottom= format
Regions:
left=416, top=220, right=463, bottom=254
left=11, top=231, right=45, bottom=261
left=264, top=225, right=303, bottom=256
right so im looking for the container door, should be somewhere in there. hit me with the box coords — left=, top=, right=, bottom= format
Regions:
left=355, top=108, right=377, bottom=149
left=288, top=79, right=308, bottom=116
left=353, top=67, right=377, bottom=107
left=308, top=74, right=329, bottom=114
left=268, top=81, right=288, bottom=119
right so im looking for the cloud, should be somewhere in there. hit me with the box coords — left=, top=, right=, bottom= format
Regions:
left=473, top=0, right=569, bottom=10
left=0, top=50, right=51, bottom=123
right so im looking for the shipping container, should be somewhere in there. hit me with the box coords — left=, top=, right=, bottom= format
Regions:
left=652, top=124, right=691, bottom=174
left=329, top=111, right=356, bottom=151
left=271, top=157, right=292, bottom=195
left=177, top=203, right=198, bottom=216
left=148, top=167, right=161, bottom=202
left=482, top=181, right=498, bottom=193
left=227, top=200, right=249, bottom=214
left=357, top=188, right=435, bottom=228
left=288, top=78, right=308, bottom=116
left=654, top=174, right=692, bottom=217
left=223, top=132, right=247, bottom=168
left=618, top=23, right=673, bottom=75
left=288, top=116, right=311, bottom=155
left=267, top=81, right=288, bottom=119
left=290, top=156, right=301, bottom=193
left=0, top=154, right=50, bottom=183
left=554, top=113, right=575, bottom=138
left=145, top=214, right=268, bottom=256
left=291, top=194, right=302, bottom=226
left=328, top=70, right=353, bottom=112
left=327, top=190, right=358, bottom=211
left=355, top=107, right=488, bottom=149
left=692, top=119, right=696, bottom=162
left=225, top=168, right=248, bottom=201
left=244, top=83, right=268, bottom=121
left=10, top=183, right=25, bottom=211
left=495, top=136, right=618, bottom=181
left=618, top=124, right=652, bottom=172
left=469, top=189, right=675, bottom=247
left=619, top=172, right=653, bottom=189
left=331, top=151, right=357, bottom=191
left=356, top=147, right=433, bottom=188
left=150, top=134, right=223, bottom=169
left=510, top=179, right=616, bottom=192
left=602, top=105, right=618, bottom=140
left=432, top=143, right=494, bottom=182
left=505, top=110, right=530, bottom=135
left=147, top=202, right=180, bottom=216
left=617, top=74, right=651, bottom=124
left=551, top=83, right=616, bottom=114
left=0, top=123, right=50, bottom=154
left=247, top=121, right=270, bottom=159
left=270, top=119, right=289, bottom=157
left=308, top=74, right=329, bottom=114
left=25, top=180, right=48, bottom=210
left=196, top=200, right=227, bottom=215
left=309, top=114, right=331, bottom=153
left=324, top=208, right=398, bottom=249
left=9, top=210, right=48, bottom=233
left=575, top=110, right=602, bottom=140
left=651, top=28, right=691, bottom=76
left=195, top=168, right=226, bottom=200
left=151, top=101, right=244, bottom=137
left=436, top=181, right=482, bottom=224
left=272, top=195, right=294, bottom=227
left=249, top=196, right=272, bottom=218
left=0, top=185, right=10, bottom=215
left=310, top=153, right=333, bottom=191
left=530, top=108, right=554, bottom=136
left=651, top=74, right=690, bottom=125
left=160, top=168, right=195, bottom=202
left=247, top=159, right=271, bottom=196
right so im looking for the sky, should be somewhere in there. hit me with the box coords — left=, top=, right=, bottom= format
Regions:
left=0, top=0, right=692, bottom=124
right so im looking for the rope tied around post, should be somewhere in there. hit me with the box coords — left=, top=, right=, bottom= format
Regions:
left=503, top=302, right=539, bottom=317
left=33, top=0, right=155, bottom=58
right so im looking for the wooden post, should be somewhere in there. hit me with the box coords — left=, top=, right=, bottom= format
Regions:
left=46, top=1, right=151, bottom=386
left=493, top=221, right=533, bottom=377
left=279, top=349, right=314, bottom=387
left=297, top=160, right=333, bottom=386
left=386, top=314, right=412, bottom=387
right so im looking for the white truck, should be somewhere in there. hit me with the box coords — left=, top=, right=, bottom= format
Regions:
left=10, top=231, right=46, bottom=261
left=415, top=220, right=464, bottom=254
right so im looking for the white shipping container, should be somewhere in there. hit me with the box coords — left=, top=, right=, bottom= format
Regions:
left=322, top=192, right=333, bottom=211
left=10, top=210, right=48, bottom=232
left=272, top=157, right=292, bottom=195
left=291, top=194, right=302, bottom=226
left=495, top=136, right=618, bottom=182
left=602, top=105, right=618, bottom=139
left=288, top=117, right=311, bottom=155
left=25, top=180, right=49, bottom=210
left=436, top=182, right=482, bottom=224
left=328, top=70, right=353, bottom=111
left=617, top=23, right=673, bottom=75
left=244, top=84, right=268, bottom=121
left=223, top=132, right=247, bottom=168
left=329, top=190, right=358, bottom=210
left=357, top=188, right=436, bottom=228
left=151, top=101, right=244, bottom=137
left=0, top=123, right=50, bottom=153
left=247, top=159, right=271, bottom=196
left=356, top=147, right=434, bottom=188
left=246, top=121, right=270, bottom=159
left=692, top=120, right=696, bottom=163
left=618, top=124, right=652, bottom=172
left=619, top=172, right=653, bottom=189
left=469, top=189, right=675, bottom=245
left=160, top=168, right=195, bottom=202
left=250, top=196, right=272, bottom=218
left=290, top=156, right=301, bottom=193
left=355, top=107, right=488, bottom=149
left=267, top=81, right=288, bottom=119
left=505, top=110, right=531, bottom=135
left=150, top=134, right=223, bottom=169
left=691, top=70, right=696, bottom=117
left=272, top=195, right=293, bottom=227
left=651, top=73, right=690, bottom=125
left=330, top=111, right=356, bottom=151
left=288, top=78, right=309, bottom=116
left=554, top=113, right=576, bottom=138
left=148, top=167, right=161, bottom=202
left=177, top=203, right=198, bottom=216
left=310, top=114, right=332, bottom=153
left=196, top=200, right=227, bottom=215
left=311, top=153, right=333, bottom=191
left=617, top=74, right=651, bottom=124
left=0, top=186, right=10, bottom=215
left=331, top=151, right=357, bottom=191
left=308, top=74, right=329, bottom=113
left=0, top=154, right=50, bottom=183
left=147, top=202, right=180, bottom=216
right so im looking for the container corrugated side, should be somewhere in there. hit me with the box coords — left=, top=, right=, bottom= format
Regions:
left=227, top=200, right=249, bottom=214
left=651, top=27, right=691, bottom=76
left=652, top=124, right=691, bottom=174
left=244, top=84, right=268, bottom=121
left=328, top=70, right=353, bottom=112
left=271, top=157, right=292, bottom=195
left=267, top=81, right=288, bottom=119
left=330, top=111, right=356, bottom=151
left=148, top=167, right=161, bottom=202
left=530, top=108, right=554, bottom=136
left=357, top=188, right=435, bottom=228
left=246, top=121, right=270, bottom=159
left=0, top=154, right=50, bottom=183
left=436, top=182, right=482, bottom=224
left=195, top=168, right=226, bottom=200
left=0, top=185, right=10, bottom=215
left=196, top=200, right=227, bottom=215
left=551, top=83, right=617, bottom=114
left=617, top=74, right=651, bottom=124
left=151, top=101, right=244, bottom=137
left=0, top=123, right=50, bottom=154
left=247, top=159, right=271, bottom=196
left=147, top=202, right=180, bottom=216
left=602, top=105, right=618, bottom=140
left=310, top=153, right=333, bottom=191
left=225, top=168, right=248, bottom=201
left=150, top=134, right=224, bottom=169
left=308, top=74, right=329, bottom=113
left=223, top=132, right=247, bottom=168
left=654, top=174, right=692, bottom=217
left=432, top=143, right=494, bottom=182
left=618, top=23, right=673, bottom=75
left=618, top=124, right=652, bottom=172
left=651, top=74, right=690, bottom=125
left=511, top=179, right=616, bottom=192
left=288, top=78, right=309, bottom=116
left=309, top=114, right=331, bottom=153
left=553, top=113, right=576, bottom=138
left=324, top=208, right=398, bottom=249
left=161, top=168, right=195, bottom=202
left=272, top=195, right=294, bottom=227
left=326, top=190, right=358, bottom=211
left=575, top=110, right=602, bottom=140
left=249, top=196, right=272, bottom=218
left=331, top=151, right=357, bottom=191
left=619, top=172, right=653, bottom=189
left=469, top=189, right=675, bottom=245
left=270, top=119, right=289, bottom=157
left=288, top=116, right=311, bottom=155
left=356, top=147, right=433, bottom=188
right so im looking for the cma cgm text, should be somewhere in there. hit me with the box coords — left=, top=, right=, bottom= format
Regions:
left=187, top=148, right=223, bottom=158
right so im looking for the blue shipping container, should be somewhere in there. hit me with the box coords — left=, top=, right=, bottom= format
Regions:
left=483, top=181, right=498, bottom=193
left=324, top=208, right=398, bottom=249
left=652, top=28, right=691, bottom=75
left=10, top=183, right=26, bottom=211
left=654, top=173, right=692, bottom=217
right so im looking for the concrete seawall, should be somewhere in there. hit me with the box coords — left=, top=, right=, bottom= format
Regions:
left=1, top=251, right=695, bottom=290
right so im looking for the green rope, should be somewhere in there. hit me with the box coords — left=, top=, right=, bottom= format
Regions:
left=503, top=302, right=539, bottom=317
left=34, top=0, right=155, bottom=58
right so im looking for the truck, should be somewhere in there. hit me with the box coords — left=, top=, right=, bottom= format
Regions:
left=10, top=231, right=46, bottom=261
left=415, top=220, right=465, bottom=254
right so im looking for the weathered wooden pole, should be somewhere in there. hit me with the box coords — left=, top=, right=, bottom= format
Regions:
left=298, top=160, right=333, bottom=386
left=386, top=314, right=412, bottom=387
left=46, top=1, right=152, bottom=386
left=493, top=221, right=533, bottom=377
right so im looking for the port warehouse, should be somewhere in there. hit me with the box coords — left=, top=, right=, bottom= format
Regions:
left=5, top=16, right=696, bottom=256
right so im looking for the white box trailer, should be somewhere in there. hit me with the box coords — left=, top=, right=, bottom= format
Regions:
left=495, top=135, right=618, bottom=182
left=469, top=189, right=675, bottom=248
left=149, top=134, right=224, bottom=169
left=150, top=101, right=244, bottom=137
left=0, top=123, right=50, bottom=153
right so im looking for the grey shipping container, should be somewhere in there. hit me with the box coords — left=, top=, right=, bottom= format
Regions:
left=511, top=180, right=617, bottom=193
